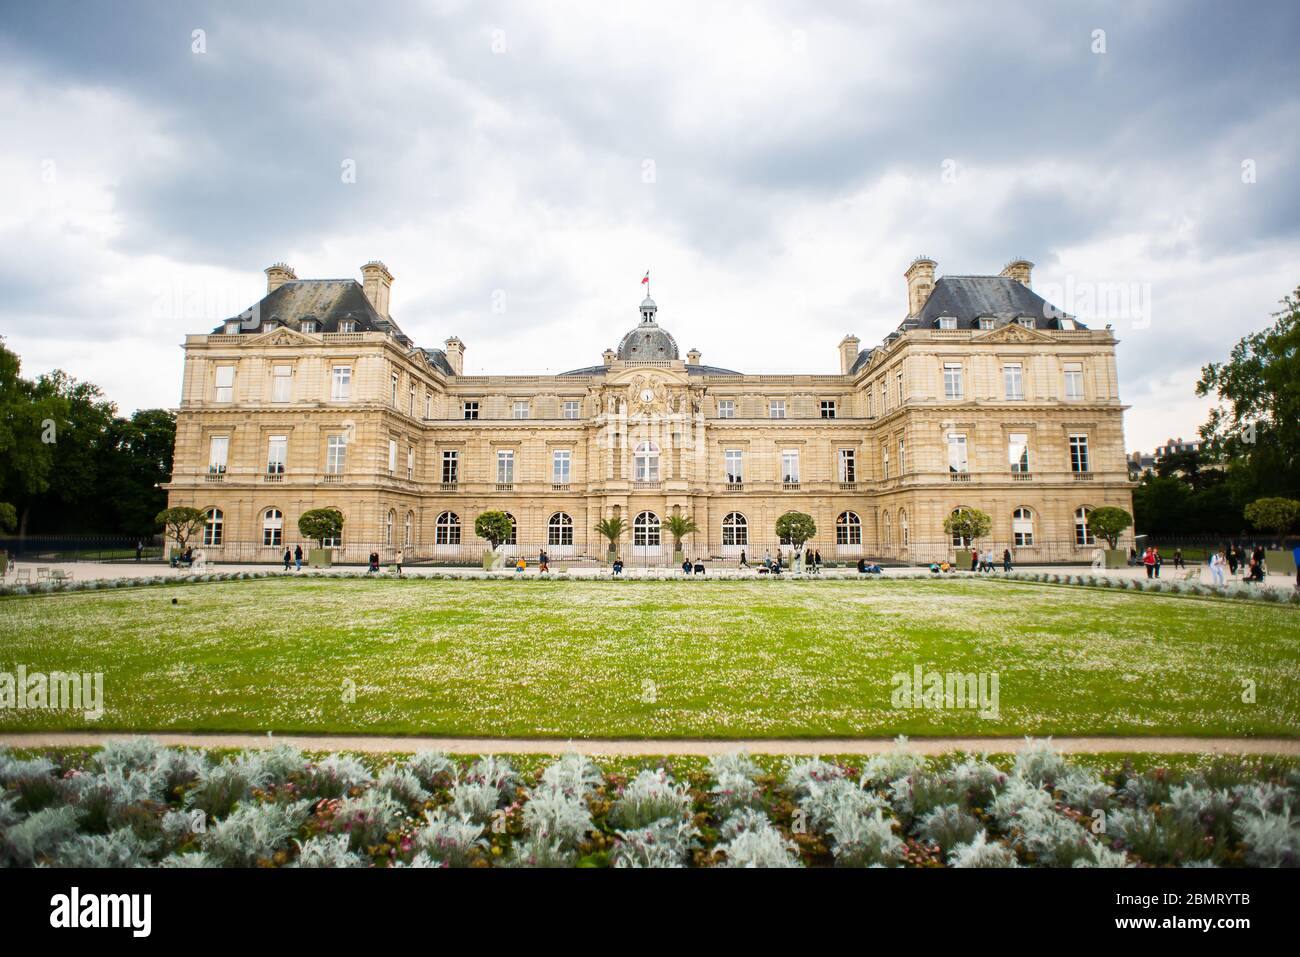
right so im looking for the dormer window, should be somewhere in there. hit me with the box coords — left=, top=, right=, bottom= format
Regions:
left=1016, top=317, right=1034, bottom=328
left=1059, top=318, right=1076, bottom=330
left=938, top=316, right=957, bottom=330
left=261, top=321, right=275, bottom=333
left=338, top=320, right=356, bottom=333
left=978, top=317, right=995, bottom=330
left=224, top=321, right=240, bottom=335
left=300, top=320, right=317, bottom=333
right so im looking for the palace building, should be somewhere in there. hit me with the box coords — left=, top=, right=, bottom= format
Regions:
left=163, top=257, right=1134, bottom=564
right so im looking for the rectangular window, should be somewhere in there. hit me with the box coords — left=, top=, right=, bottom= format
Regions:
left=769, top=400, right=786, bottom=419
left=214, top=365, right=235, bottom=403
left=407, top=447, right=415, bottom=481
left=409, top=384, right=416, bottom=417
left=1003, top=363, right=1024, bottom=400
left=947, top=433, right=968, bottom=473
left=718, top=399, right=734, bottom=419
left=820, top=400, right=836, bottom=419
left=979, top=317, right=995, bottom=330
left=497, top=450, right=515, bottom=484
left=897, top=371, right=904, bottom=406
left=1064, top=362, right=1084, bottom=400
left=724, top=449, right=744, bottom=484
left=271, top=365, right=292, bottom=402
left=463, top=401, right=479, bottom=420
left=880, top=383, right=887, bottom=413
left=267, top=435, right=287, bottom=474
left=938, top=316, right=957, bottom=330
left=512, top=401, right=529, bottom=420
left=839, top=449, right=856, bottom=483
left=898, top=437, right=906, bottom=474
left=208, top=435, right=229, bottom=473
left=882, top=446, right=890, bottom=479
left=425, top=393, right=432, bottom=419
left=1016, top=317, right=1034, bottom=328
left=1070, top=433, right=1090, bottom=473
left=867, top=390, right=874, bottom=417
left=337, top=320, right=356, bottom=333
left=553, top=450, right=571, bottom=484
left=943, top=362, right=963, bottom=400
left=1009, top=432, right=1029, bottom=472
left=563, top=400, right=580, bottom=420
left=387, top=439, right=397, bottom=476
left=299, top=320, right=316, bottom=334
left=391, top=373, right=399, bottom=407
left=781, top=449, right=800, bottom=484
left=331, top=366, right=351, bottom=400
left=326, top=436, right=346, bottom=474
left=441, top=450, right=458, bottom=484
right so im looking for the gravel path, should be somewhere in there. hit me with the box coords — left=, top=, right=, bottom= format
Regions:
left=2, top=732, right=1296, bottom=756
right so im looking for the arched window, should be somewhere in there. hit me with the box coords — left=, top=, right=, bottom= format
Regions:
left=385, top=509, right=395, bottom=546
left=404, top=511, right=414, bottom=547
left=262, top=508, right=283, bottom=547
left=548, top=512, right=573, bottom=546
left=1013, top=507, right=1034, bottom=546
left=950, top=508, right=969, bottom=547
left=882, top=511, right=892, bottom=546
left=435, top=511, right=461, bottom=545
left=722, top=511, right=748, bottom=547
left=633, top=511, right=660, bottom=547
left=502, top=512, right=517, bottom=546
left=633, top=442, right=660, bottom=482
left=899, top=508, right=909, bottom=547
left=836, top=511, right=861, bottom=546
left=203, top=507, right=223, bottom=546
left=1074, top=506, right=1094, bottom=546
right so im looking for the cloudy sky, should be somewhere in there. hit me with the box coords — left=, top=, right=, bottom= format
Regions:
left=1, top=0, right=1297, bottom=452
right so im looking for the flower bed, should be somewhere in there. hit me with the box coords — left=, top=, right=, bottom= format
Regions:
left=997, top=569, right=1300, bottom=605
left=1, top=738, right=1295, bottom=867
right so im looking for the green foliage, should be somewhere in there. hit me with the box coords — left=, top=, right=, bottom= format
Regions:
left=0, top=502, right=15, bottom=533
left=943, top=508, right=992, bottom=546
left=594, top=517, right=626, bottom=549
left=663, top=514, right=698, bottom=551
left=1244, top=497, right=1300, bottom=536
left=155, top=506, right=206, bottom=551
left=1197, top=286, right=1300, bottom=503
left=474, top=511, right=514, bottom=549
left=297, top=508, right=345, bottom=547
left=775, top=511, right=816, bottom=549
left=1087, top=506, right=1133, bottom=549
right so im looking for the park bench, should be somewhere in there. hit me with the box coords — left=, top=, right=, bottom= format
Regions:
left=50, top=570, right=70, bottom=583
left=36, top=567, right=51, bottom=581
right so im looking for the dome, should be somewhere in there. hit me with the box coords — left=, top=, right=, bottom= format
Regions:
left=617, top=295, right=678, bottom=360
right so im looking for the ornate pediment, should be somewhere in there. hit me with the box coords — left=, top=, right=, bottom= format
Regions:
left=971, top=322, right=1054, bottom=344
left=252, top=327, right=315, bottom=346
left=627, top=373, right=670, bottom=416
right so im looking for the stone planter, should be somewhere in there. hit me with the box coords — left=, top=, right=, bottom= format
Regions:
left=1105, top=549, right=1128, bottom=569
left=308, top=548, right=333, bottom=569
left=1265, top=550, right=1296, bottom=575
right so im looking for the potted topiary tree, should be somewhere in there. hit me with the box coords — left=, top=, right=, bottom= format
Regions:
left=663, top=514, right=699, bottom=566
left=775, top=512, right=816, bottom=571
left=155, top=506, right=207, bottom=564
left=475, top=510, right=514, bottom=570
left=594, top=516, right=626, bottom=565
left=944, top=508, right=992, bottom=567
left=1087, top=506, right=1134, bottom=567
left=1245, top=497, right=1300, bottom=575
left=297, top=508, right=344, bottom=568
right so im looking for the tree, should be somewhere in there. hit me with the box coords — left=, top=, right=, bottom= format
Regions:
left=0, top=338, right=61, bottom=535
left=943, top=509, right=991, bottom=548
left=474, top=511, right=514, bottom=549
left=298, top=508, right=345, bottom=547
left=1132, top=475, right=1193, bottom=536
left=1196, top=286, right=1300, bottom=503
left=1244, top=497, right=1300, bottom=537
left=1087, top=506, right=1133, bottom=549
left=0, top=502, right=16, bottom=533
left=102, top=409, right=176, bottom=535
left=775, top=512, right=817, bottom=550
left=594, top=517, right=626, bottom=555
left=663, top=514, right=699, bottom=555
left=155, top=506, right=206, bottom=552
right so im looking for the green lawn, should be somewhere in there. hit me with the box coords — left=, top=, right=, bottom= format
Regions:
left=0, top=578, right=1296, bottom=738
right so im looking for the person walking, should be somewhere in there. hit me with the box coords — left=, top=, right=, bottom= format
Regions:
left=395, top=547, right=404, bottom=575
left=1227, top=546, right=1239, bottom=575
left=539, top=549, right=549, bottom=574
left=1127, top=545, right=1137, bottom=567
left=1210, top=549, right=1226, bottom=586
left=1142, top=547, right=1155, bottom=578
left=368, top=551, right=380, bottom=574
left=763, top=550, right=772, bottom=571
left=294, top=544, right=302, bottom=571
left=1173, top=548, right=1185, bottom=570
left=775, top=547, right=783, bottom=572
left=739, top=550, right=749, bottom=569
left=1153, top=548, right=1162, bottom=578
left=1002, top=548, right=1012, bottom=573
left=282, top=547, right=291, bottom=571
left=814, top=549, right=823, bottom=573
left=1292, top=540, right=1300, bottom=589
left=135, top=540, right=144, bottom=562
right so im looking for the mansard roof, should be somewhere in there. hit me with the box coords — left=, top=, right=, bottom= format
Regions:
left=908, top=275, right=1083, bottom=330
left=557, top=362, right=742, bottom=377
left=214, top=279, right=413, bottom=346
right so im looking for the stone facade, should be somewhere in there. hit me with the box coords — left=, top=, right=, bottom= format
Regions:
left=163, top=258, right=1133, bottom=564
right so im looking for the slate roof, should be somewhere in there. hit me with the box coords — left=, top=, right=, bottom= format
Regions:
left=214, top=280, right=413, bottom=347
left=910, top=275, right=1082, bottom=330
left=558, top=362, right=742, bottom=377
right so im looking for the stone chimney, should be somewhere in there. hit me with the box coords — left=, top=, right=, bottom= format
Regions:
left=999, top=258, right=1033, bottom=288
left=838, top=334, right=861, bottom=375
left=904, top=256, right=936, bottom=317
left=443, top=337, right=464, bottom=376
left=687, top=348, right=701, bottom=366
left=360, top=261, right=394, bottom=319
left=602, top=348, right=616, bottom=366
left=265, top=262, right=297, bottom=294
